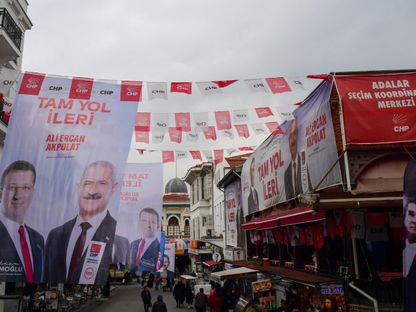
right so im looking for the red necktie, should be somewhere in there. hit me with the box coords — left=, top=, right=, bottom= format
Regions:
left=135, top=239, right=145, bottom=266
left=18, top=225, right=34, bottom=283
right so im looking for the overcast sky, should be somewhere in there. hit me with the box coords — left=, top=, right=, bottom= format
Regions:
left=21, top=0, right=416, bottom=186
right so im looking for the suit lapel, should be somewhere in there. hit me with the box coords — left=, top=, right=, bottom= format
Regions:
left=26, top=226, right=44, bottom=282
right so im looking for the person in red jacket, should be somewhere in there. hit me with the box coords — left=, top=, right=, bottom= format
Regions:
left=208, top=286, right=222, bottom=312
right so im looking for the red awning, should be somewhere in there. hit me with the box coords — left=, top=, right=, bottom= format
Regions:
left=203, top=261, right=223, bottom=267
left=241, top=206, right=325, bottom=230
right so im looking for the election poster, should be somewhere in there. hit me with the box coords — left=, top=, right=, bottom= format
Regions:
left=0, top=73, right=138, bottom=284
left=335, top=73, right=416, bottom=144
left=225, top=180, right=244, bottom=248
left=241, top=79, right=342, bottom=216
left=163, top=243, right=175, bottom=274
left=115, top=162, right=163, bottom=274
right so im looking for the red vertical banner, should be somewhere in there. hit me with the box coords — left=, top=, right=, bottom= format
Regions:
left=255, top=107, right=274, bottom=118
left=134, top=128, right=149, bottom=143
left=190, top=150, right=202, bottom=161
left=265, top=77, right=292, bottom=94
left=121, top=81, right=143, bottom=102
left=69, top=77, right=94, bottom=100
left=168, top=127, right=183, bottom=143
left=162, top=151, right=175, bottom=163
left=171, top=82, right=192, bottom=94
left=18, top=72, right=45, bottom=95
left=203, top=126, right=217, bottom=140
left=214, top=149, right=224, bottom=165
left=215, top=111, right=232, bottom=130
left=335, top=73, right=416, bottom=144
left=234, top=124, right=250, bottom=138
left=175, top=112, right=191, bottom=132
left=136, top=112, right=151, bottom=131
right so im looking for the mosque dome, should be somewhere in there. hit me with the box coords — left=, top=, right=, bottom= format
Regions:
left=165, top=177, right=188, bottom=194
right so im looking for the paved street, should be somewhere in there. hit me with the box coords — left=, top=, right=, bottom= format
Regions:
left=84, top=284, right=194, bottom=312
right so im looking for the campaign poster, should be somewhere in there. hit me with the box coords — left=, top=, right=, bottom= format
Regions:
left=403, top=160, right=416, bottom=311
left=241, top=79, right=341, bottom=216
left=115, top=162, right=163, bottom=274
left=0, top=73, right=138, bottom=284
left=156, top=232, right=166, bottom=273
left=335, top=73, right=416, bottom=144
left=163, top=243, right=175, bottom=274
left=225, top=180, right=244, bottom=248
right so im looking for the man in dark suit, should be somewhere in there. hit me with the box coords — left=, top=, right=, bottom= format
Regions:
left=404, top=196, right=416, bottom=310
left=130, top=207, right=160, bottom=274
left=284, top=118, right=311, bottom=200
left=45, top=160, right=118, bottom=285
left=0, top=160, right=44, bottom=283
left=112, top=234, right=130, bottom=269
left=247, top=158, right=259, bottom=214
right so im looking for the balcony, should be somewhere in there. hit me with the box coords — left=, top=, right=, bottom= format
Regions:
left=0, top=8, right=23, bottom=64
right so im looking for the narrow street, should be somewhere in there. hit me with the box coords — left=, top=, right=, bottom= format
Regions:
left=84, top=284, right=194, bottom=312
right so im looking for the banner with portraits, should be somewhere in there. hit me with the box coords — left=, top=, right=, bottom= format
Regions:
left=114, top=162, right=163, bottom=274
left=0, top=73, right=138, bottom=284
left=241, top=79, right=342, bottom=216
left=225, top=179, right=244, bottom=248
left=159, top=243, right=175, bottom=278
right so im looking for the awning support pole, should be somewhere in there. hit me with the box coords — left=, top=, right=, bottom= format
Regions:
left=351, top=237, right=359, bottom=280
left=348, top=282, right=379, bottom=312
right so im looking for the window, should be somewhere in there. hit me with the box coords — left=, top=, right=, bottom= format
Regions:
left=167, top=217, right=180, bottom=237
left=184, top=219, right=190, bottom=237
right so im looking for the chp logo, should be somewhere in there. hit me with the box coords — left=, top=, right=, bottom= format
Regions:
left=89, top=243, right=102, bottom=257
left=69, top=78, right=93, bottom=99
left=121, top=81, right=142, bottom=102
left=83, top=267, right=95, bottom=280
left=19, top=73, right=45, bottom=95
left=392, top=114, right=409, bottom=133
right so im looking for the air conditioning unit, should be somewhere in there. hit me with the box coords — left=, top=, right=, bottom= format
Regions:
left=206, top=229, right=212, bottom=237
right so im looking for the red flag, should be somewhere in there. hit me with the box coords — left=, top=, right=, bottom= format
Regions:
left=168, top=127, right=182, bottom=143
left=266, top=121, right=283, bottom=135
left=171, top=82, right=192, bottom=94
left=121, top=80, right=143, bottom=102
left=136, top=149, right=145, bottom=155
left=134, top=129, right=149, bottom=143
left=265, top=77, right=292, bottom=94
left=203, top=126, right=217, bottom=140
left=239, top=147, right=254, bottom=151
left=175, top=112, right=191, bottom=132
left=212, top=80, right=237, bottom=88
left=162, top=151, right=175, bottom=163
left=307, top=74, right=329, bottom=80
left=255, top=107, right=274, bottom=118
left=234, top=124, right=250, bottom=138
left=136, top=112, right=151, bottom=131
left=190, top=150, right=202, bottom=161
left=214, top=149, right=224, bottom=165
left=214, top=111, right=232, bottom=130
left=19, top=72, right=45, bottom=95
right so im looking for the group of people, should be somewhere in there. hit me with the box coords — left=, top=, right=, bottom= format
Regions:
left=0, top=159, right=162, bottom=285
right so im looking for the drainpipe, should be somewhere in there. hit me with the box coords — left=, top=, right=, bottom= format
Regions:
left=349, top=282, right=379, bottom=312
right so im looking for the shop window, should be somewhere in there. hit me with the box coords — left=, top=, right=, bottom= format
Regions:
left=184, top=219, right=190, bottom=236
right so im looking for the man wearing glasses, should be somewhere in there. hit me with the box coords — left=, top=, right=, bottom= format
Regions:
left=0, top=160, right=44, bottom=283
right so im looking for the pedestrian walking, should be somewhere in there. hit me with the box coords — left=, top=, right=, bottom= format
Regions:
left=208, top=286, right=222, bottom=312
left=151, top=295, right=167, bottom=312
left=194, top=288, right=208, bottom=312
left=173, top=280, right=185, bottom=308
left=185, top=282, right=194, bottom=308
left=141, top=285, right=152, bottom=312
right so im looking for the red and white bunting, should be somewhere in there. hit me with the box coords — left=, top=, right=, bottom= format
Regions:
left=214, top=111, right=232, bottom=130
left=202, top=126, right=217, bottom=140
left=265, top=121, right=283, bottom=135
left=69, top=77, right=94, bottom=100
left=186, top=130, right=199, bottom=142
left=168, top=127, right=182, bottom=143
left=251, top=123, right=267, bottom=135
left=265, top=77, right=292, bottom=94
left=175, top=112, right=191, bottom=132
left=213, top=149, right=224, bottom=165
left=193, top=112, right=209, bottom=128
left=212, top=80, right=238, bottom=88
left=147, top=82, right=168, bottom=100
left=171, top=82, right=192, bottom=94
left=255, top=107, right=274, bottom=118
left=202, top=150, right=213, bottom=162
left=121, top=80, right=143, bottom=102
left=151, top=131, right=165, bottom=143
left=190, top=150, right=202, bottom=161
left=196, top=81, right=222, bottom=95
left=136, top=112, right=151, bottom=131
left=288, top=77, right=305, bottom=90
left=232, top=109, right=249, bottom=123
left=134, top=128, right=150, bottom=143
left=244, top=78, right=268, bottom=93
left=221, top=129, right=234, bottom=139
left=176, top=151, right=188, bottom=159
left=152, top=113, right=169, bottom=131
left=234, top=124, right=250, bottom=138
left=162, top=151, right=175, bottom=163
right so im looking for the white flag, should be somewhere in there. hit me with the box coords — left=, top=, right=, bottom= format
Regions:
left=196, top=81, right=222, bottom=95
left=152, top=131, right=165, bottom=144
left=202, top=150, right=213, bottom=162
left=221, top=129, right=235, bottom=139
left=193, top=112, right=210, bottom=129
left=176, top=151, right=188, bottom=160
left=251, top=123, right=267, bottom=135
left=186, top=130, right=199, bottom=142
left=226, top=148, right=237, bottom=156
left=152, top=113, right=170, bottom=131
left=244, top=78, right=268, bottom=93
left=288, top=77, right=305, bottom=90
left=147, top=82, right=168, bottom=100
left=0, top=67, right=19, bottom=98
left=232, top=109, right=249, bottom=123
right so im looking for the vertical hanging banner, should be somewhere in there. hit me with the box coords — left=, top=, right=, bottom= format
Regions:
left=241, top=79, right=342, bottom=216
left=115, top=163, right=163, bottom=275
left=0, top=73, right=138, bottom=284
left=225, top=180, right=244, bottom=248
left=335, top=73, right=416, bottom=144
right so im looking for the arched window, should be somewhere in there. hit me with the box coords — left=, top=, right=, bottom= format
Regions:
left=167, top=216, right=180, bottom=237
left=184, top=219, right=190, bottom=237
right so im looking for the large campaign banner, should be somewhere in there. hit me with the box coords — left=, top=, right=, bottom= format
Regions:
left=241, top=79, right=342, bottom=216
left=335, top=73, right=416, bottom=144
left=115, top=162, right=163, bottom=274
left=225, top=180, right=244, bottom=248
left=0, top=73, right=138, bottom=284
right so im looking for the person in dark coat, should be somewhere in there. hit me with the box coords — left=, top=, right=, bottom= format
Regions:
left=194, top=288, right=208, bottom=312
left=173, top=280, right=185, bottom=308
left=141, top=285, right=152, bottom=312
left=151, top=295, right=167, bottom=312
left=185, top=282, right=194, bottom=308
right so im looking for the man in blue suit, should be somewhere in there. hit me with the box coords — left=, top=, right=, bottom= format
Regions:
left=0, top=160, right=44, bottom=283
left=130, top=207, right=160, bottom=274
